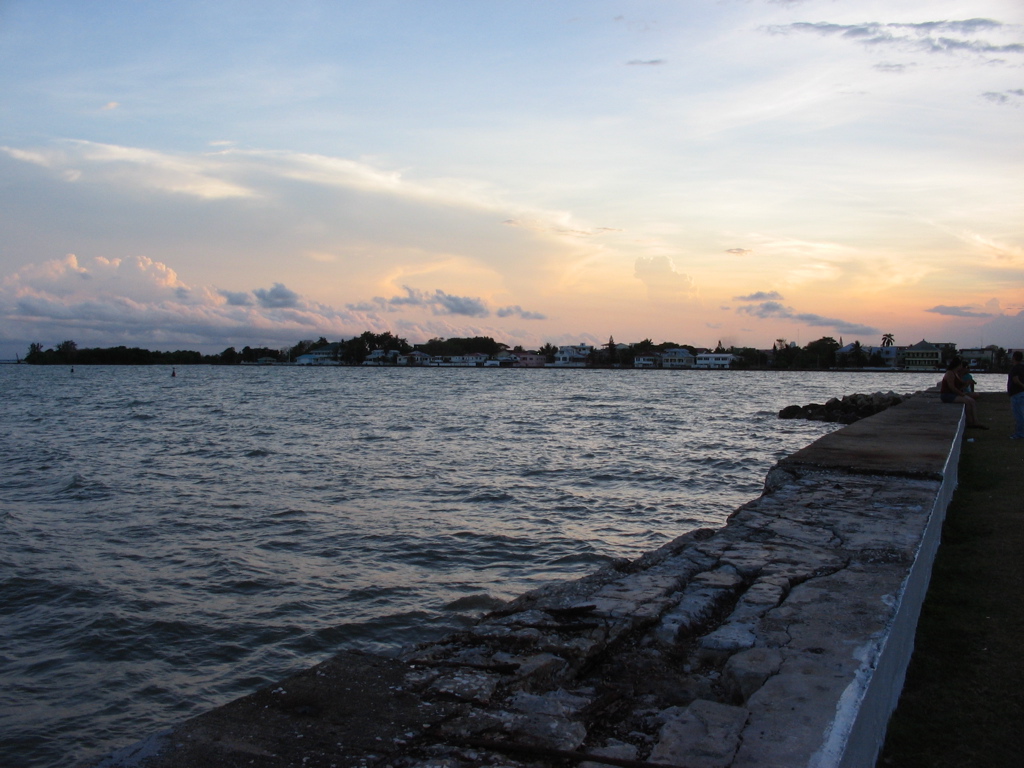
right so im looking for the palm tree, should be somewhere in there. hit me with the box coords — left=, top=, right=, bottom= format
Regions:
left=850, top=340, right=866, bottom=367
left=881, top=333, right=895, bottom=347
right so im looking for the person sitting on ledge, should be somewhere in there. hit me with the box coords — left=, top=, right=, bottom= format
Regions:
left=941, top=356, right=987, bottom=429
left=1008, top=350, right=1024, bottom=439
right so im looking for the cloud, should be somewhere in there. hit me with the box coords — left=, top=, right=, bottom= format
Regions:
left=219, top=290, right=254, bottom=306
left=347, top=290, right=542, bottom=321
left=253, top=283, right=302, bottom=309
left=382, top=286, right=489, bottom=317
left=982, top=89, right=1024, bottom=105
left=101, top=102, right=120, bottom=111
left=725, top=248, right=752, bottom=255
left=0, top=254, right=387, bottom=352
left=925, top=305, right=996, bottom=318
left=736, top=300, right=879, bottom=335
left=0, top=139, right=597, bottom=292
left=432, top=290, right=489, bottom=318
left=735, top=291, right=783, bottom=301
left=634, top=256, right=696, bottom=300
left=346, top=298, right=390, bottom=313
left=3, top=253, right=188, bottom=301
left=501, top=217, right=620, bottom=239
left=874, top=62, right=911, bottom=73
left=764, top=19, right=1024, bottom=59
left=626, top=59, right=665, bottom=66
left=976, top=309, right=1024, bottom=345
left=386, top=286, right=431, bottom=308
left=1, top=141, right=257, bottom=200
left=962, top=231, right=1024, bottom=262
left=496, top=305, right=547, bottom=320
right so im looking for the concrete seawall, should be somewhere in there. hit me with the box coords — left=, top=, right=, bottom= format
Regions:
left=97, top=392, right=965, bottom=768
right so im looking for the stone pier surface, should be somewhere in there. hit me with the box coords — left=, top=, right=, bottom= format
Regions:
left=95, top=393, right=965, bottom=768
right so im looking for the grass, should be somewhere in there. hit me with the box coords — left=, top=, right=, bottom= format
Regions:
left=877, top=393, right=1024, bottom=767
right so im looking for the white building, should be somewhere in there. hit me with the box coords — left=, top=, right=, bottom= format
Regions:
left=633, top=353, right=660, bottom=369
left=397, top=351, right=432, bottom=366
left=294, top=344, right=341, bottom=365
left=431, top=352, right=490, bottom=367
left=695, top=352, right=734, bottom=369
left=548, top=344, right=593, bottom=367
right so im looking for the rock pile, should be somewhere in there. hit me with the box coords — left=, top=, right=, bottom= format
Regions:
left=778, top=391, right=907, bottom=424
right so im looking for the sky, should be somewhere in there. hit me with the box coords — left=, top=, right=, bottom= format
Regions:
left=1, top=0, right=1022, bottom=358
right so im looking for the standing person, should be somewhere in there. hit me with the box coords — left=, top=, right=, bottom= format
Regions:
left=1008, top=350, right=1024, bottom=439
left=941, top=357, right=986, bottom=429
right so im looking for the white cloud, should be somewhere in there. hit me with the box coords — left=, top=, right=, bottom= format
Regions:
left=1, top=142, right=256, bottom=200
left=763, top=19, right=1024, bottom=61
left=633, top=256, right=696, bottom=300
left=0, top=140, right=600, bottom=290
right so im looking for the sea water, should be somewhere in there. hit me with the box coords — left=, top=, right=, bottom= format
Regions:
left=0, top=365, right=1001, bottom=767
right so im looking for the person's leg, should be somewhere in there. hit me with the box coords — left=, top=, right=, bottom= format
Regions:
left=1012, top=392, right=1024, bottom=438
left=960, top=396, right=984, bottom=428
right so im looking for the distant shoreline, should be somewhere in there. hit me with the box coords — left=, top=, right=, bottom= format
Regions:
left=2, top=360, right=988, bottom=375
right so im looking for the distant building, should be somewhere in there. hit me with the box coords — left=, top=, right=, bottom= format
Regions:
left=695, top=352, right=734, bottom=369
left=397, top=350, right=432, bottom=366
left=429, top=353, right=490, bottom=367
left=958, top=347, right=999, bottom=369
left=548, top=344, right=593, bottom=367
left=295, top=343, right=341, bottom=365
left=902, top=340, right=942, bottom=370
left=633, top=353, right=660, bottom=369
left=513, top=352, right=548, bottom=368
left=662, top=348, right=695, bottom=369
left=362, top=349, right=400, bottom=365
left=836, top=343, right=900, bottom=367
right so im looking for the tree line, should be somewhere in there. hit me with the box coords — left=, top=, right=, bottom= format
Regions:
left=20, top=334, right=1013, bottom=371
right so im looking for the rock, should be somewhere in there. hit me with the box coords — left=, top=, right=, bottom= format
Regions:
left=649, top=699, right=749, bottom=768
left=778, top=391, right=908, bottom=423
left=698, top=621, right=757, bottom=659
left=503, top=711, right=588, bottom=750
left=654, top=568, right=744, bottom=646
left=580, top=739, right=638, bottom=768
left=508, top=689, right=591, bottom=718
left=778, top=404, right=803, bottom=419
left=722, top=648, right=784, bottom=702
left=429, top=670, right=501, bottom=705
